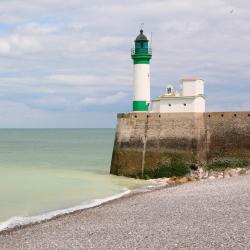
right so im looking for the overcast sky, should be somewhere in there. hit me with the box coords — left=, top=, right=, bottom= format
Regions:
left=0, top=0, right=249, bottom=128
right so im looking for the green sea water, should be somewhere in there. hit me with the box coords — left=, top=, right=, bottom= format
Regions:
left=0, top=129, right=145, bottom=227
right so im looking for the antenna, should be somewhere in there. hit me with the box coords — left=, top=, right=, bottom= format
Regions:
left=140, top=23, right=144, bottom=30
left=150, top=32, right=153, bottom=48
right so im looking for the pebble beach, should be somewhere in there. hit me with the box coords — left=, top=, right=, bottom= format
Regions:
left=0, top=174, right=250, bottom=249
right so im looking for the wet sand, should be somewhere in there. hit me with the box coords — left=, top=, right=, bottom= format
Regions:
left=1, top=175, right=250, bottom=250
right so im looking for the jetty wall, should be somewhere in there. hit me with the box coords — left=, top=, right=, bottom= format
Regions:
left=110, top=112, right=250, bottom=177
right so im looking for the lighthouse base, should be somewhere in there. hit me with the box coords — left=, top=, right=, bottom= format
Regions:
left=133, top=101, right=148, bottom=111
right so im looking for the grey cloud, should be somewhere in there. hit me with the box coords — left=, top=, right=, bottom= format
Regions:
left=80, top=91, right=127, bottom=106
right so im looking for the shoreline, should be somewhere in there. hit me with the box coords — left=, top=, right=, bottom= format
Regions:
left=1, top=174, right=250, bottom=249
left=1, top=170, right=248, bottom=235
left=0, top=181, right=168, bottom=235
left=1, top=168, right=249, bottom=235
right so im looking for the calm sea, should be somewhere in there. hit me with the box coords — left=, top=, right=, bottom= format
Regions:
left=0, top=129, right=146, bottom=230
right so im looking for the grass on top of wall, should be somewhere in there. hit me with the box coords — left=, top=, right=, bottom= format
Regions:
left=143, top=158, right=191, bottom=179
left=207, top=159, right=249, bottom=171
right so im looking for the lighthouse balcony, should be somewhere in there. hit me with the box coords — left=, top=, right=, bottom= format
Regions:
left=131, top=48, right=152, bottom=55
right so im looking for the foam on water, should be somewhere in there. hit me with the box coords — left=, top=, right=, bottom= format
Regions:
left=0, top=190, right=131, bottom=232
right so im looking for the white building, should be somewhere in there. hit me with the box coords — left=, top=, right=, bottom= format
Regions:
left=151, top=78, right=206, bottom=113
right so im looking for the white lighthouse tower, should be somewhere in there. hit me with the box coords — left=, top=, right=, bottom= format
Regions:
left=131, top=30, right=152, bottom=111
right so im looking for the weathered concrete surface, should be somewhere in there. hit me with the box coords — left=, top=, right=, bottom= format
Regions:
left=110, top=112, right=250, bottom=177
left=206, top=112, right=250, bottom=161
left=1, top=175, right=250, bottom=250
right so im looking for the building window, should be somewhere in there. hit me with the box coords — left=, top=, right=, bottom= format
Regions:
left=184, top=103, right=186, bottom=106
left=168, top=104, right=171, bottom=107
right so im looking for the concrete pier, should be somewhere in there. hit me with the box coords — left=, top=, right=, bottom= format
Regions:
left=110, top=112, right=250, bottom=177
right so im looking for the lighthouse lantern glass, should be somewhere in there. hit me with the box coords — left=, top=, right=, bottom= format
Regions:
left=135, top=40, right=148, bottom=49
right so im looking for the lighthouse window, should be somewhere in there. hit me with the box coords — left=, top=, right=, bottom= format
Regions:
left=135, top=42, right=141, bottom=49
left=168, top=104, right=171, bottom=107
left=135, top=41, right=148, bottom=49
left=184, top=103, right=187, bottom=106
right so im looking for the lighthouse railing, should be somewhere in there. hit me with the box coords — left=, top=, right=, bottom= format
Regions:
left=131, top=48, right=152, bottom=55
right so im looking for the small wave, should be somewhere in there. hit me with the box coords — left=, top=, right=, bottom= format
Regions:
left=0, top=190, right=131, bottom=232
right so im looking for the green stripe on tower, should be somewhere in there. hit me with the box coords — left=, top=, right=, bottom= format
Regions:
left=131, top=48, right=152, bottom=64
left=133, top=101, right=148, bottom=111
left=132, top=58, right=150, bottom=64
left=131, top=53, right=151, bottom=64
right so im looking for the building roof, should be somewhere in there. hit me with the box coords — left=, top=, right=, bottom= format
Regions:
left=135, top=29, right=148, bottom=41
left=180, top=78, right=204, bottom=82
left=152, top=94, right=205, bottom=102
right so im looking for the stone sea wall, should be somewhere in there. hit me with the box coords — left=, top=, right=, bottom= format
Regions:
left=110, top=112, right=250, bottom=177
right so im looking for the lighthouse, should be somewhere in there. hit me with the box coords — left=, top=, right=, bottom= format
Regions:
left=131, top=29, right=152, bottom=111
